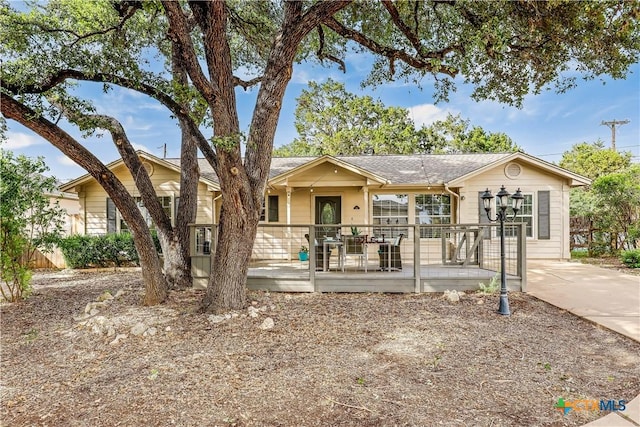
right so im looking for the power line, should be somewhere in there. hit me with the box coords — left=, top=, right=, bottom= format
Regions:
left=601, top=119, right=630, bottom=151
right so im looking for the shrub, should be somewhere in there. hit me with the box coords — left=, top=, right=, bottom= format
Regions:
left=58, top=235, right=97, bottom=268
left=478, top=273, right=500, bottom=294
left=59, top=234, right=141, bottom=268
left=620, top=249, right=640, bottom=269
left=571, top=249, right=589, bottom=259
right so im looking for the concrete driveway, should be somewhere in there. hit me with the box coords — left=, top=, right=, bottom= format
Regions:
left=527, top=260, right=640, bottom=342
left=527, top=261, right=640, bottom=427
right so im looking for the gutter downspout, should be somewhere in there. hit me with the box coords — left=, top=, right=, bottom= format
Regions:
left=444, top=184, right=461, bottom=224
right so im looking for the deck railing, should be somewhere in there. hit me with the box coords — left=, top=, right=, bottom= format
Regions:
left=189, top=223, right=526, bottom=293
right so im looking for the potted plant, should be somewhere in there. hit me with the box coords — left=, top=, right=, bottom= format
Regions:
left=350, top=226, right=360, bottom=236
left=298, top=246, right=309, bottom=261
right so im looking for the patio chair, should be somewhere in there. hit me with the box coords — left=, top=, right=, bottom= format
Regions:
left=304, top=234, right=332, bottom=271
left=378, top=234, right=403, bottom=271
left=342, top=235, right=368, bottom=272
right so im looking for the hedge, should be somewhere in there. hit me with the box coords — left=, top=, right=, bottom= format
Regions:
left=59, top=234, right=140, bottom=268
left=620, top=249, right=640, bottom=269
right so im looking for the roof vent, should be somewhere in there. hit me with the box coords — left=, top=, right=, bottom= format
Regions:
left=505, top=163, right=522, bottom=179
left=142, top=161, right=154, bottom=177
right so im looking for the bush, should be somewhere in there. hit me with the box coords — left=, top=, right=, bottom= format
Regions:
left=59, top=234, right=141, bottom=268
left=571, top=249, right=589, bottom=259
left=620, top=249, right=640, bottom=269
left=478, top=273, right=500, bottom=294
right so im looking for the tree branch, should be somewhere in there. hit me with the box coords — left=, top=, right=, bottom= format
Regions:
left=162, top=1, right=216, bottom=103
left=48, top=98, right=174, bottom=234
left=1, top=70, right=218, bottom=170
left=316, top=25, right=346, bottom=72
left=233, top=75, right=263, bottom=90
left=381, top=0, right=424, bottom=56
left=323, top=16, right=458, bottom=78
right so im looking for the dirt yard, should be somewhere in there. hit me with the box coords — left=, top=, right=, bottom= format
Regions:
left=1, top=270, right=639, bottom=427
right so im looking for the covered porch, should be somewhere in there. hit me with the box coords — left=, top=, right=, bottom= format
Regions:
left=190, top=223, right=527, bottom=293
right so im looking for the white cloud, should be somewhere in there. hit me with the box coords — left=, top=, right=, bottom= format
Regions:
left=132, top=143, right=154, bottom=153
left=407, top=104, right=455, bottom=127
left=57, top=155, right=77, bottom=166
left=4, top=131, right=47, bottom=149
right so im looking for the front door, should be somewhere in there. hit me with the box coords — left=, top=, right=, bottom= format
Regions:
left=315, top=196, right=341, bottom=239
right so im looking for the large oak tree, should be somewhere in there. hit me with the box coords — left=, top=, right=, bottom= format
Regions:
left=2, top=1, right=638, bottom=311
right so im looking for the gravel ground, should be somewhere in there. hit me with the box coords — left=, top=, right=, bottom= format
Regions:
left=1, top=269, right=639, bottom=427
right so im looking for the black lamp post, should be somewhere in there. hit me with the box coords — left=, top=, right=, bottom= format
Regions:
left=480, top=185, right=524, bottom=316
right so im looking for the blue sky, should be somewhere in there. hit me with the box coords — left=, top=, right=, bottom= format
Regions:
left=4, top=57, right=639, bottom=182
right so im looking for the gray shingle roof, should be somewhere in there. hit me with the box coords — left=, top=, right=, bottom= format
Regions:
left=166, top=153, right=513, bottom=186
left=336, top=153, right=511, bottom=185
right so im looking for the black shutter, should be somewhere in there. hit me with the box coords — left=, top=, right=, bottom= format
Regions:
left=538, top=191, right=550, bottom=240
left=106, top=198, right=116, bottom=234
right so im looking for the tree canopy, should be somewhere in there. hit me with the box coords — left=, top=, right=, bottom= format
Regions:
left=2, top=0, right=638, bottom=310
left=559, top=140, right=633, bottom=180
left=424, top=114, right=521, bottom=154
left=274, top=80, right=520, bottom=156
left=274, top=79, right=429, bottom=156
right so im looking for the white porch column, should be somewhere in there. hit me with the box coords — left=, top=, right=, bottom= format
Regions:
left=286, top=188, right=292, bottom=261
left=286, top=187, right=292, bottom=225
left=363, top=186, right=369, bottom=225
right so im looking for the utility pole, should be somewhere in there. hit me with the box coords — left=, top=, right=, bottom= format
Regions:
left=158, top=143, right=167, bottom=158
left=601, top=119, right=629, bottom=151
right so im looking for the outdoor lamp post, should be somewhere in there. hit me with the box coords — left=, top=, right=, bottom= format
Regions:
left=480, top=185, right=524, bottom=316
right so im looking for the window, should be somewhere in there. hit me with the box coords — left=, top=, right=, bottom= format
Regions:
left=372, top=194, right=408, bottom=238
left=502, top=194, right=533, bottom=238
left=260, top=195, right=279, bottom=222
left=110, top=196, right=175, bottom=233
left=415, top=194, right=451, bottom=238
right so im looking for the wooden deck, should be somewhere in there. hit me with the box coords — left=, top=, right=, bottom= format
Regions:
left=190, top=223, right=526, bottom=293
left=192, top=257, right=523, bottom=293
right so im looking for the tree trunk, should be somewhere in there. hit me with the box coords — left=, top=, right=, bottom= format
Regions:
left=1, top=93, right=169, bottom=305
left=201, top=202, right=258, bottom=312
left=163, top=1, right=349, bottom=312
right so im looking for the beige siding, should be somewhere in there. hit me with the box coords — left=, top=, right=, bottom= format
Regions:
left=457, top=160, right=570, bottom=260
left=77, top=162, right=214, bottom=235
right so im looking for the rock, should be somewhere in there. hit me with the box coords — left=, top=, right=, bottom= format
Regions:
left=165, top=326, right=172, bottom=332
left=106, top=326, right=116, bottom=337
left=109, top=334, right=127, bottom=346
left=477, top=299, right=485, bottom=305
left=73, top=313, right=90, bottom=322
left=284, top=295, right=293, bottom=300
left=97, top=291, right=114, bottom=302
left=248, top=306, right=260, bottom=318
left=130, top=322, right=147, bottom=336
left=259, top=317, right=275, bottom=330
left=144, top=327, right=158, bottom=337
left=114, top=289, right=126, bottom=299
left=208, top=314, right=227, bottom=324
left=251, top=301, right=258, bottom=306
left=84, top=302, right=94, bottom=314
left=444, top=290, right=461, bottom=303
left=89, top=308, right=100, bottom=316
